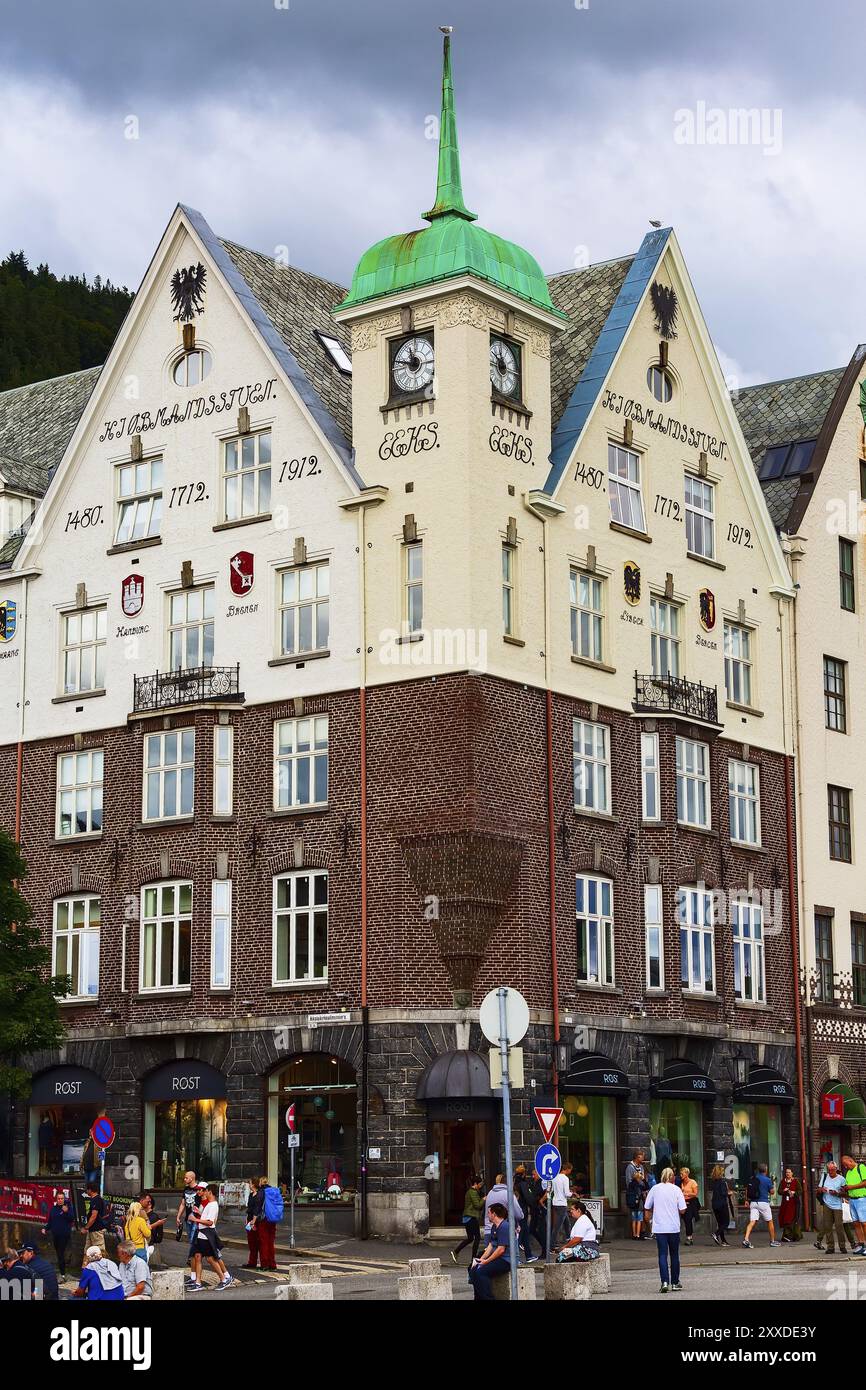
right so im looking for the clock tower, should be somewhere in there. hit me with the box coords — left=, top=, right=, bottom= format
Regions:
left=334, top=29, right=566, bottom=684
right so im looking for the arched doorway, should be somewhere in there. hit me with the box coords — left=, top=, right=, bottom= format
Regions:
left=267, top=1055, right=358, bottom=1205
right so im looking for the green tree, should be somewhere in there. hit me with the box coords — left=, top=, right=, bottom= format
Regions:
left=0, top=830, right=68, bottom=1095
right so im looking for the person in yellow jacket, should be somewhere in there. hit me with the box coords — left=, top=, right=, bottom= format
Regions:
left=123, top=1202, right=152, bottom=1263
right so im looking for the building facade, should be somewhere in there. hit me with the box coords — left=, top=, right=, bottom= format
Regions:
left=0, top=36, right=807, bottom=1237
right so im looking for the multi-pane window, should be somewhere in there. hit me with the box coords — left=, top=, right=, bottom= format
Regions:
left=732, top=898, right=765, bottom=1003
left=114, top=458, right=163, bottom=546
left=404, top=543, right=423, bottom=633
left=62, top=608, right=107, bottom=695
left=573, top=719, right=610, bottom=814
left=676, top=736, right=710, bottom=828
left=607, top=443, right=646, bottom=532
left=645, top=884, right=664, bottom=989
left=274, top=716, right=329, bottom=810
left=647, top=365, right=673, bottom=403
left=724, top=622, right=752, bottom=706
left=576, top=876, right=614, bottom=986
left=169, top=586, right=214, bottom=670
left=852, top=921, right=866, bottom=1008
left=815, top=914, right=834, bottom=1003
left=823, top=656, right=847, bottom=732
left=279, top=563, right=329, bottom=658
left=502, top=544, right=516, bottom=636
left=828, top=784, right=852, bottom=862
left=839, top=538, right=856, bottom=612
left=641, top=731, right=660, bottom=821
left=678, top=886, right=715, bottom=993
left=273, top=870, right=328, bottom=984
left=222, top=430, right=271, bottom=522
left=684, top=474, right=715, bottom=559
left=212, top=725, right=233, bottom=816
left=53, top=895, right=100, bottom=999
left=143, top=729, right=195, bottom=822
left=173, top=348, right=212, bottom=387
left=56, top=749, right=103, bottom=837
left=141, top=881, right=192, bottom=991
left=651, top=598, right=680, bottom=678
left=728, top=759, right=760, bottom=846
left=570, top=570, right=604, bottom=663
left=210, top=880, right=232, bottom=990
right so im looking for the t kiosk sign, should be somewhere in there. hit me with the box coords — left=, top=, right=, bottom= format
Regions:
left=479, top=986, right=529, bottom=1301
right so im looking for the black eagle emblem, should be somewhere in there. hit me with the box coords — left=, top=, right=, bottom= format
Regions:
left=650, top=280, right=678, bottom=340
left=170, top=262, right=207, bottom=322
left=624, top=562, right=641, bottom=605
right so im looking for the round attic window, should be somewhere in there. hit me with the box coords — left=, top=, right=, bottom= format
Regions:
left=173, top=348, right=212, bottom=387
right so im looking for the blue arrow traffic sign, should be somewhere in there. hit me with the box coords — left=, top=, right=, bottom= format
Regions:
left=535, top=1142, right=561, bottom=1181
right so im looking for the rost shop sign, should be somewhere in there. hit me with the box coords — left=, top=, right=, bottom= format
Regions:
left=142, top=1060, right=227, bottom=1102
left=29, top=1067, right=107, bottom=1106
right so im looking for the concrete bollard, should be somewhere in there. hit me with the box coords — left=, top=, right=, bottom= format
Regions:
left=278, top=1281, right=334, bottom=1300
left=407, top=1258, right=442, bottom=1278
left=491, top=1266, right=538, bottom=1301
left=543, top=1262, right=592, bottom=1301
left=587, top=1253, right=611, bottom=1294
left=286, top=1263, right=323, bottom=1284
left=151, top=1268, right=186, bottom=1301
left=397, top=1273, right=453, bottom=1300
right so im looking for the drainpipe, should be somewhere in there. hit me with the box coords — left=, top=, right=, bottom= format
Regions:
left=532, top=503, right=560, bottom=1103
left=14, top=575, right=28, bottom=846
left=357, top=501, right=370, bottom=1239
left=785, top=751, right=810, bottom=1230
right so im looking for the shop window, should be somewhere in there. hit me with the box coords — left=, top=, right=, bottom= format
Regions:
left=267, top=1054, right=357, bottom=1201
left=149, top=1098, right=227, bottom=1188
left=557, top=1094, right=618, bottom=1207
left=732, top=1105, right=782, bottom=1206
left=30, top=1104, right=106, bottom=1179
left=650, top=1099, right=704, bottom=1195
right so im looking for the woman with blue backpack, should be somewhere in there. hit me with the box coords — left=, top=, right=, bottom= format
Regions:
left=250, top=1174, right=283, bottom=1270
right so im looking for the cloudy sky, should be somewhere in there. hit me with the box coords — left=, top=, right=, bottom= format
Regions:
left=0, top=0, right=862, bottom=387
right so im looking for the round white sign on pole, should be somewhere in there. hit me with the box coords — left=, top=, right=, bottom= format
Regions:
left=479, top=987, right=529, bottom=1047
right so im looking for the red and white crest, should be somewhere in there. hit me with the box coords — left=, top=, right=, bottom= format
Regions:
left=229, top=550, right=254, bottom=596
left=121, top=574, right=145, bottom=617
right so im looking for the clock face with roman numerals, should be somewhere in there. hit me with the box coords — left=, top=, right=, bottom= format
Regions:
left=490, top=336, right=520, bottom=399
left=392, top=335, right=435, bottom=395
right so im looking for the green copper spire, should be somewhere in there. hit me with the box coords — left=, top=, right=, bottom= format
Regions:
left=422, top=28, right=476, bottom=223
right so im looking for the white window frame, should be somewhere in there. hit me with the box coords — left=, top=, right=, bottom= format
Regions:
left=172, top=348, right=212, bottom=387
left=575, top=875, right=615, bottom=986
left=61, top=606, right=107, bottom=695
left=502, top=543, right=516, bottom=637
left=684, top=473, right=715, bottom=559
left=732, top=896, right=765, bottom=1003
left=168, top=585, right=214, bottom=671
left=52, top=894, right=101, bottom=1001
left=56, top=748, right=104, bottom=838
left=607, top=443, right=646, bottom=532
left=641, top=731, right=660, bottom=822
left=573, top=718, right=611, bottom=814
left=272, top=870, right=329, bottom=985
left=140, top=880, right=192, bottom=993
left=273, top=716, right=329, bottom=811
left=650, top=597, right=681, bottom=678
left=728, top=759, right=761, bottom=846
left=210, top=879, right=232, bottom=990
left=114, top=457, right=163, bottom=546
left=678, top=885, right=715, bottom=993
left=278, top=562, right=330, bottom=658
left=724, top=622, right=753, bottom=707
left=644, top=884, right=665, bottom=990
left=404, top=541, right=423, bottom=634
left=676, top=736, right=710, bottom=829
left=212, top=725, right=233, bottom=816
left=222, top=429, right=271, bottom=523
left=570, top=569, right=605, bottom=664
left=143, top=728, right=195, bottom=823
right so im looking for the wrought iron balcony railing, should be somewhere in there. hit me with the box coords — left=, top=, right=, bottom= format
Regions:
left=633, top=671, right=719, bottom=725
left=133, top=664, right=242, bottom=713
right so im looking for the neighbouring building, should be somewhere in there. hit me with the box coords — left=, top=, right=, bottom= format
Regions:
left=0, top=34, right=807, bottom=1238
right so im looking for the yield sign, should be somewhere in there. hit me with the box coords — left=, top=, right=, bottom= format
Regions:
left=534, top=1107, right=562, bottom=1144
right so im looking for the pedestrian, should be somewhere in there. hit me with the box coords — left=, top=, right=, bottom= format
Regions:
left=189, top=1183, right=234, bottom=1291
left=742, top=1163, right=781, bottom=1248
left=679, top=1166, right=700, bottom=1245
left=176, top=1170, right=200, bottom=1285
left=244, top=1176, right=261, bottom=1268
left=451, top=1174, right=484, bottom=1265
left=778, top=1168, right=803, bottom=1243
left=556, top=1198, right=600, bottom=1261
left=0, top=1248, right=29, bottom=1292
left=625, top=1149, right=649, bottom=1240
left=709, top=1164, right=731, bottom=1246
left=841, top=1155, right=866, bottom=1254
left=70, top=1246, right=125, bottom=1301
left=139, top=1193, right=166, bottom=1265
left=117, top=1240, right=153, bottom=1299
left=250, top=1173, right=282, bottom=1271
left=550, top=1162, right=572, bottom=1245
left=482, top=1172, right=524, bottom=1234
left=41, top=1189, right=75, bottom=1276
left=468, top=1202, right=511, bottom=1300
left=528, top=1167, right=548, bottom=1259
left=18, top=1242, right=60, bottom=1300
left=123, top=1201, right=153, bottom=1262
left=644, top=1166, right=687, bottom=1293
left=816, top=1161, right=849, bottom=1255
left=79, top=1180, right=109, bottom=1253
left=513, top=1165, right=537, bottom=1262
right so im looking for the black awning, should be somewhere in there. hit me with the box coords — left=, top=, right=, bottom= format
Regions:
left=733, top=1065, right=795, bottom=1107
left=652, top=1059, right=716, bottom=1103
left=142, top=1060, right=227, bottom=1102
left=29, top=1066, right=106, bottom=1105
left=561, top=1051, right=631, bottom=1097
left=416, top=1050, right=492, bottom=1101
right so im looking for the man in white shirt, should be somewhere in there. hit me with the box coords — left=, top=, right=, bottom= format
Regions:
left=644, top=1167, right=687, bottom=1293
left=551, top=1162, right=573, bottom=1244
left=189, top=1184, right=234, bottom=1291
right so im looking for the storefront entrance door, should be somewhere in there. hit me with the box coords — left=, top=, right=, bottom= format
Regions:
left=429, top=1119, right=493, bottom=1226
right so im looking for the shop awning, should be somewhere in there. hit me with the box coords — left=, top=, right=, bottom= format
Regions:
left=142, top=1060, right=227, bottom=1102
left=416, top=1050, right=492, bottom=1100
left=651, top=1059, right=716, bottom=1103
left=733, top=1065, right=796, bottom=1107
left=821, top=1083, right=866, bottom=1125
left=561, top=1051, right=631, bottom=1097
left=29, top=1066, right=106, bottom=1105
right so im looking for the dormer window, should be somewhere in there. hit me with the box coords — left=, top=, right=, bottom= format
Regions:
left=172, top=348, right=212, bottom=387
left=490, top=335, right=523, bottom=404
left=388, top=332, right=435, bottom=405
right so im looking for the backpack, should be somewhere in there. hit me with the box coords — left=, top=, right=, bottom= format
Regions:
left=626, top=1179, right=643, bottom=1207
left=746, top=1173, right=760, bottom=1203
left=262, top=1185, right=284, bottom=1223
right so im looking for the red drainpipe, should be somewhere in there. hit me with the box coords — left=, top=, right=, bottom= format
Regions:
left=784, top=752, right=810, bottom=1229
left=546, top=689, right=560, bottom=1103
left=14, top=739, right=23, bottom=845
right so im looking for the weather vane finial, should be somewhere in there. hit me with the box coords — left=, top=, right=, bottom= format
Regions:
left=423, top=24, right=476, bottom=222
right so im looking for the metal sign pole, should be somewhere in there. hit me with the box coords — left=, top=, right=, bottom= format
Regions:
left=545, top=1178, right=553, bottom=1263
left=290, top=1146, right=296, bottom=1249
left=498, top=987, right=519, bottom=1301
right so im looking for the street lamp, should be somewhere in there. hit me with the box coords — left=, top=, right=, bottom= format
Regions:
left=646, top=1044, right=665, bottom=1082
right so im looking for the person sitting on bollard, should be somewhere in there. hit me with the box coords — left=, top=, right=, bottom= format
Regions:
left=555, top=1198, right=600, bottom=1262
left=70, top=1246, right=125, bottom=1300
left=18, top=1242, right=59, bottom=1300
left=117, top=1240, right=153, bottom=1299
left=468, top=1202, right=512, bottom=1300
